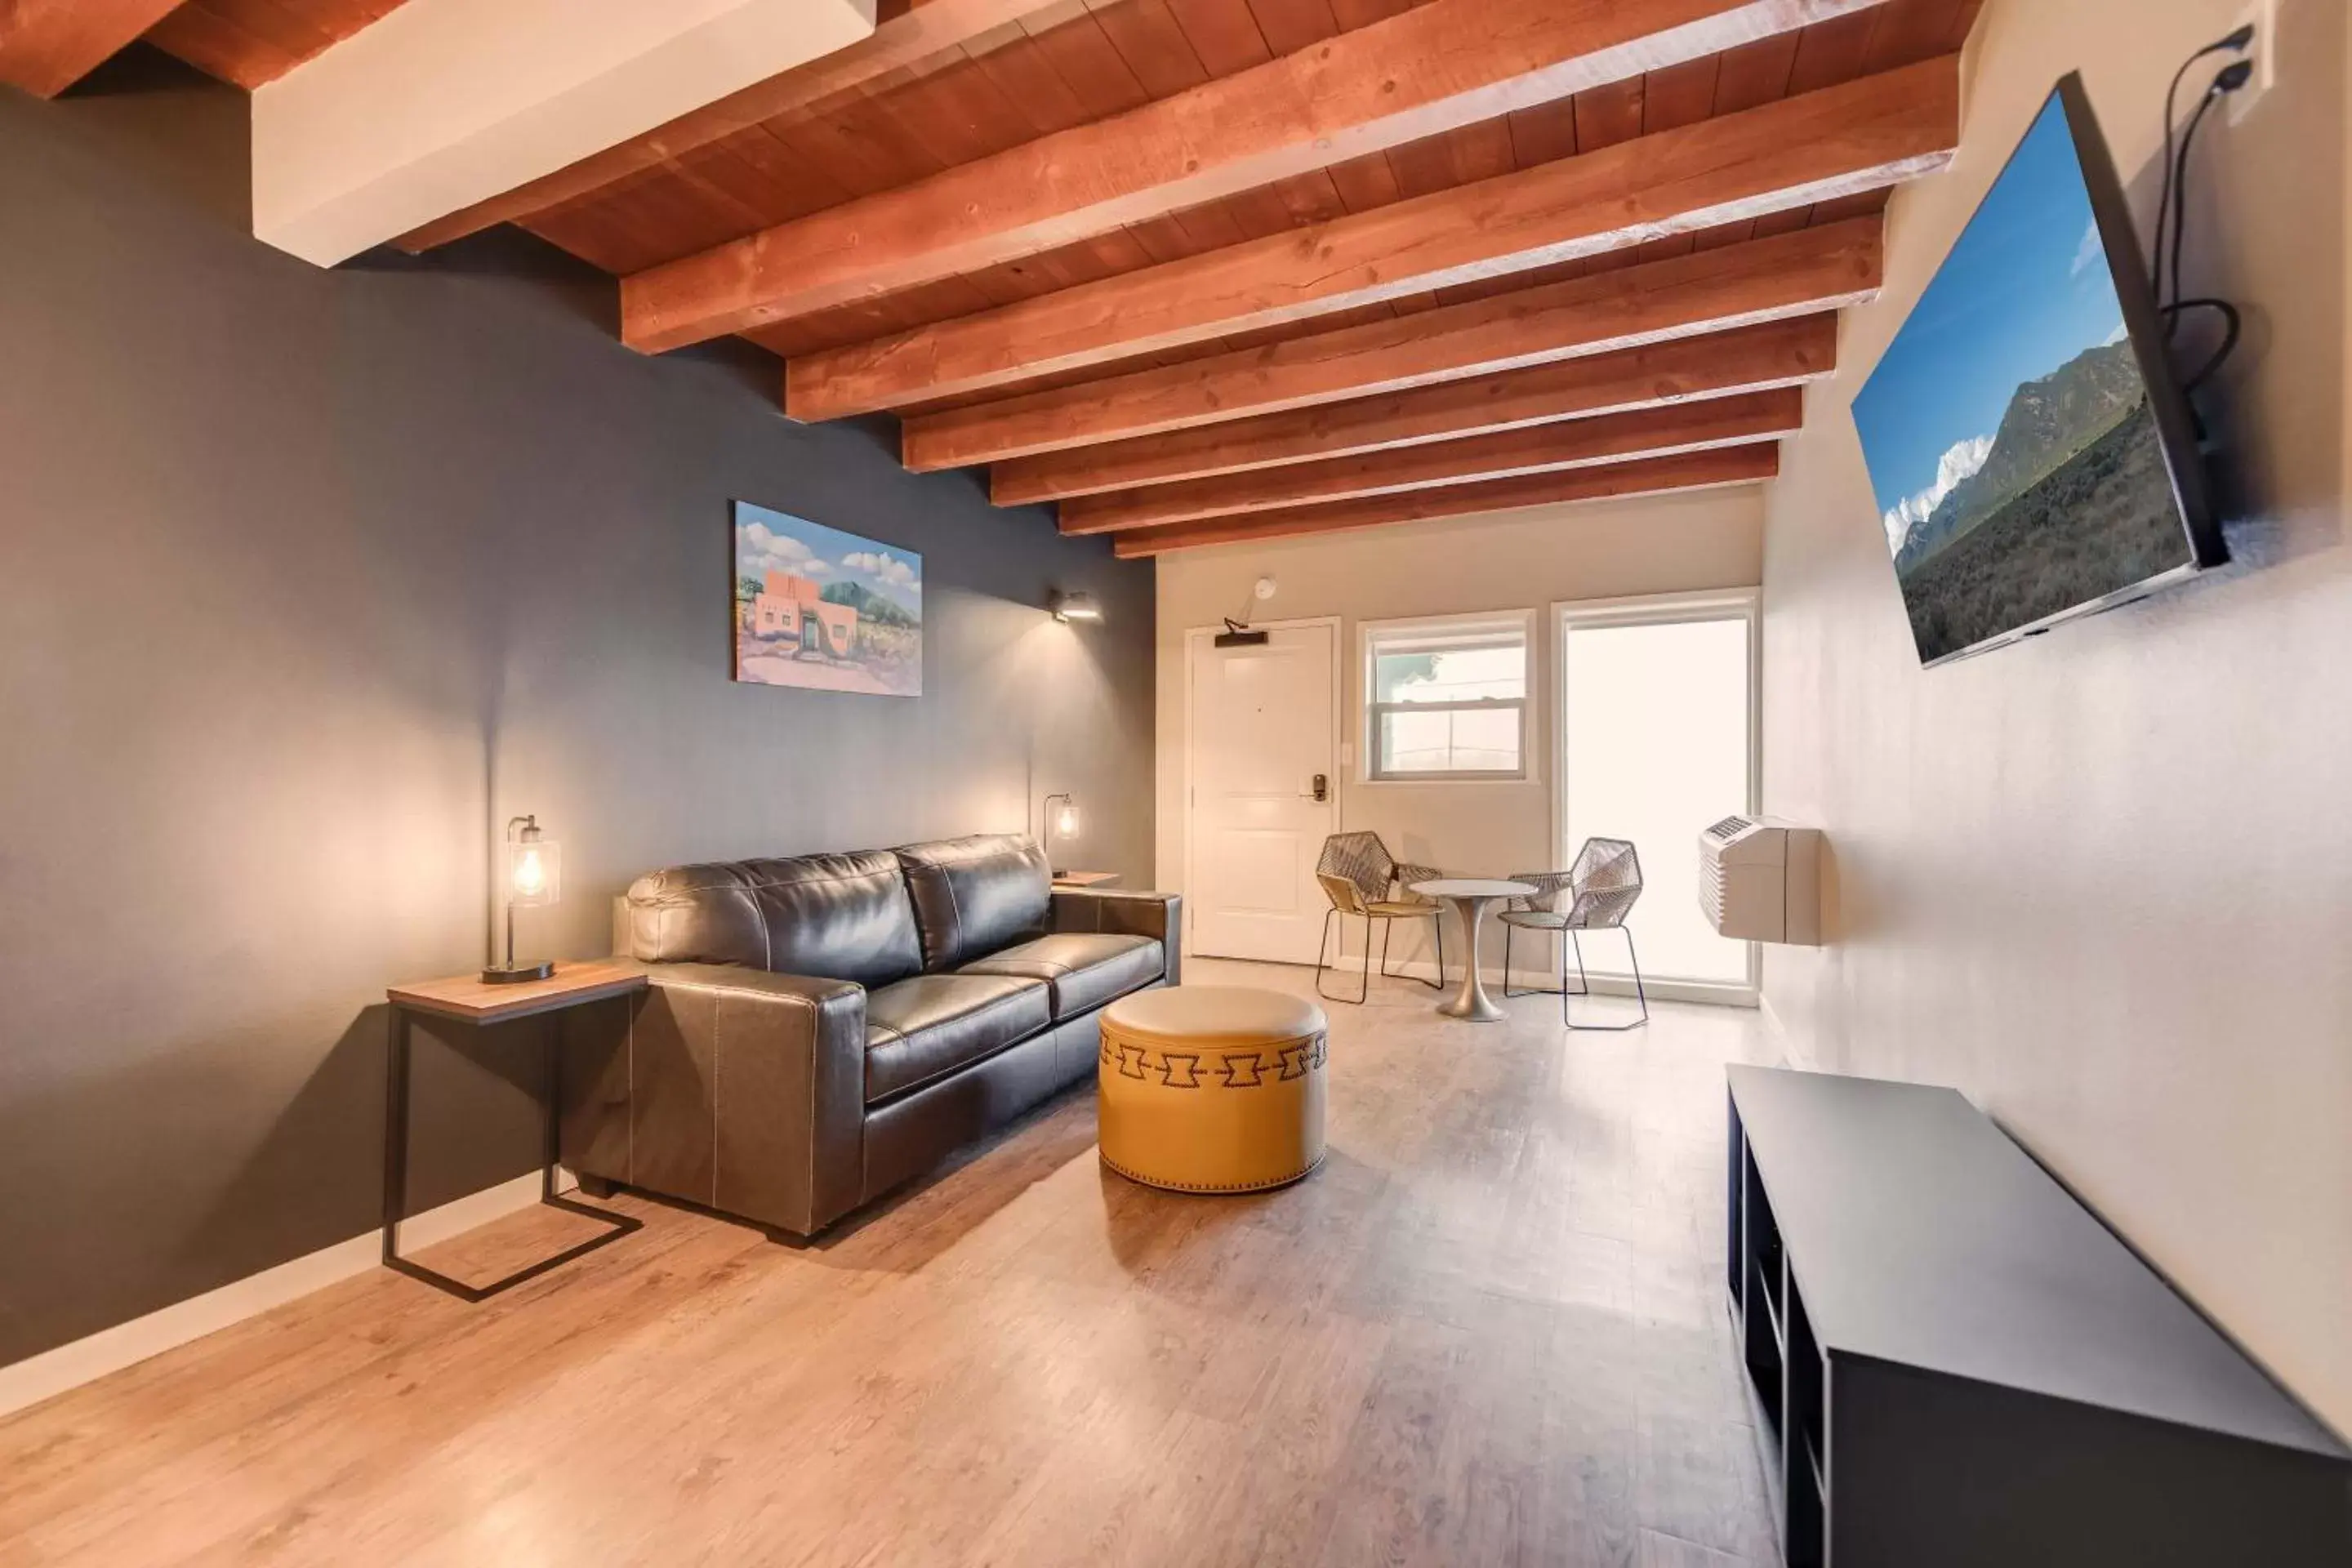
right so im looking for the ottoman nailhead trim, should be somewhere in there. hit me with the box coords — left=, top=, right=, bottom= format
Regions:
left=1099, top=1151, right=1327, bottom=1194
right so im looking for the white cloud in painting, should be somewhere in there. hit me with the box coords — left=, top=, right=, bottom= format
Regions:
left=739, top=521, right=831, bottom=581
left=843, top=550, right=918, bottom=590
left=1882, top=433, right=1994, bottom=554
left=2069, top=218, right=2103, bottom=278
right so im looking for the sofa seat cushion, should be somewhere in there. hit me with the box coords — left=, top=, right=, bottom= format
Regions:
left=863, top=973, right=1052, bottom=1105
left=959, top=933, right=1164, bottom=1020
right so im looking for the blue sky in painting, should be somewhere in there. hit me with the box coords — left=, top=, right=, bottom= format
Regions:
left=733, top=500, right=923, bottom=619
left=1851, top=91, right=2135, bottom=553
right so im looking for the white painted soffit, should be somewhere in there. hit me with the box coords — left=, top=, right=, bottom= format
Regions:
left=252, top=0, right=876, bottom=267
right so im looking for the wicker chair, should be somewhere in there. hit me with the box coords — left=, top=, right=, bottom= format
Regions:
left=1313, top=831, right=1446, bottom=1004
left=1499, top=837, right=1648, bottom=1029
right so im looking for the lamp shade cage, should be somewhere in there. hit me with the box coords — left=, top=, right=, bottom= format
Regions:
left=508, top=826, right=560, bottom=906
left=484, top=814, right=561, bottom=983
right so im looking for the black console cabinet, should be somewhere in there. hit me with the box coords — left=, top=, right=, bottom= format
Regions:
left=1726, top=1066, right=2350, bottom=1567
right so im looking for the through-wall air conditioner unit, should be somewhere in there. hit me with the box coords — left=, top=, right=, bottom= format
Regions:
left=1699, top=815, right=1822, bottom=945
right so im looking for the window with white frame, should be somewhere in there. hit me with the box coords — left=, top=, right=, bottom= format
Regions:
left=1364, top=614, right=1530, bottom=781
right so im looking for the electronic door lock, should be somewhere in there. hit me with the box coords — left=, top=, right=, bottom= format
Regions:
left=1309, top=773, right=1329, bottom=802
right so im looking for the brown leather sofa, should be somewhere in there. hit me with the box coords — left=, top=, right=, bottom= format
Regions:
left=558, top=833, right=1180, bottom=1237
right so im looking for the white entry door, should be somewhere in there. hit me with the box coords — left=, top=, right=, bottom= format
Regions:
left=1187, top=622, right=1339, bottom=964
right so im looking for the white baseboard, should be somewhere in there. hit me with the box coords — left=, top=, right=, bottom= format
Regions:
left=0, top=1167, right=567, bottom=1420
left=1361, top=955, right=1754, bottom=1009
left=1359, top=955, right=1506, bottom=987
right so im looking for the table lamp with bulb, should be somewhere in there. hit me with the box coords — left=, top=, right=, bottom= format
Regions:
left=1040, top=792, right=1080, bottom=878
left=483, top=814, right=561, bottom=983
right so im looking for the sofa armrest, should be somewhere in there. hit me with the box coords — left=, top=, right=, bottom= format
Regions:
left=610, top=964, right=869, bottom=1237
left=1050, top=889, right=1183, bottom=986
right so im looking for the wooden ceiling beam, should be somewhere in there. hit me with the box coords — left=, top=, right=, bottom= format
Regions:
left=1107, top=444, right=1782, bottom=556
left=0, top=0, right=183, bottom=97
left=252, top=0, right=878, bottom=267
left=992, top=313, right=1836, bottom=504
left=1059, top=387, right=1803, bottom=533
left=392, top=0, right=1077, bottom=255
left=790, top=55, right=1953, bottom=418
left=903, top=216, right=1880, bottom=471
left=622, top=0, right=1904, bottom=354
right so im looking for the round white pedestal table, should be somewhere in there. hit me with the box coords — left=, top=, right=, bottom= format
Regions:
left=1409, top=879, right=1536, bottom=1022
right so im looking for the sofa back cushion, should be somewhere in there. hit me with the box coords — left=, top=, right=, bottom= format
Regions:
left=626, top=851, right=923, bottom=987
left=893, top=834, right=1052, bottom=972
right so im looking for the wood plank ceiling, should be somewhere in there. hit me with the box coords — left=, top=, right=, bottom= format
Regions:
left=109, top=0, right=1985, bottom=555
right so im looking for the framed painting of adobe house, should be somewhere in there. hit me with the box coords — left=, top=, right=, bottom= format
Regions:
left=731, top=500, right=924, bottom=697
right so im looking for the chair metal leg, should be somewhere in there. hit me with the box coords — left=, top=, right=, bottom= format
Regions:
left=1378, top=915, right=1445, bottom=990
left=1506, top=924, right=1576, bottom=1000
left=1563, top=927, right=1649, bottom=1031
left=1626, top=927, right=1650, bottom=1024
left=1562, top=927, right=1583, bottom=1026
left=1315, top=909, right=1369, bottom=1004
left=1502, top=924, right=1537, bottom=997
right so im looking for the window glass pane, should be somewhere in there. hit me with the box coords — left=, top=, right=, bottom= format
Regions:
left=1372, top=635, right=1526, bottom=704
left=1378, top=706, right=1521, bottom=774
left=1562, top=615, right=1750, bottom=986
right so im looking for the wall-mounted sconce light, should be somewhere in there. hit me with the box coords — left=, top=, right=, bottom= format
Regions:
left=483, top=814, right=561, bottom=984
left=1040, top=792, right=1080, bottom=875
left=1049, top=590, right=1103, bottom=623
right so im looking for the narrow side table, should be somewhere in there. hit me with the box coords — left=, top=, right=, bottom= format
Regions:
left=384, top=961, right=648, bottom=1301
left=1051, top=871, right=1120, bottom=889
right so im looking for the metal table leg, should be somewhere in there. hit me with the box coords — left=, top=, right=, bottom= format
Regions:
left=1437, top=894, right=1509, bottom=1022
left=382, top=1006, right=641, bottom=1302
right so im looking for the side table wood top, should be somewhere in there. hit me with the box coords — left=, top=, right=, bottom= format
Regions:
left=387, top=960, right=648, bottom=1023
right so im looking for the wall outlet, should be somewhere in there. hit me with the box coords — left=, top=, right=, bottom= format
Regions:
left=2226, top=0, right=2276, bottom=126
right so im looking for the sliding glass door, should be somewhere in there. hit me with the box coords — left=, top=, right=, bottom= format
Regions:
left=1557, top=590, right=1758, bottom=998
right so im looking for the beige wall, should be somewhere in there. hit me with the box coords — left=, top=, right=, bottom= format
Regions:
left=1156, top=488, right=1763, bottom=972
left=1762, top=0, right=2352, bottom=1432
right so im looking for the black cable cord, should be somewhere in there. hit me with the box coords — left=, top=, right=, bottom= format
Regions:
left=2165, top=80, right=2226, bottom=339
left=2153, top=25, right=2253, bottom=307
left=2152, top=45, right=2256, bottom=403
left=2160, top=297, right=2243, bottom=393
left=2153, top=57, right=2194, bottom=302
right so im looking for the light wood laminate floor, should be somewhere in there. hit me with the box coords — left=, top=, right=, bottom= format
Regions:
left=0, top=960, right=1784, bottom=1567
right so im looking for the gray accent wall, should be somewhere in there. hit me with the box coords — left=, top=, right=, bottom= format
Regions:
left=0, top=56, right=1154, bottom=1368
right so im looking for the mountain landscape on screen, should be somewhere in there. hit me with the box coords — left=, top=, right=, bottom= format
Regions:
left=1851, top=91, right=2192, bottom=663
left=1889, top=338, right=2149, bottom=573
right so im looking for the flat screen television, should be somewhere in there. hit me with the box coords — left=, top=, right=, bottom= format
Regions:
left=1851, top=73, right=2224, bottom=668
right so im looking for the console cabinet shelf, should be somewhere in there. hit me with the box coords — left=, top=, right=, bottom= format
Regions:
left=1725, top=1066, right=2350, bottom=1567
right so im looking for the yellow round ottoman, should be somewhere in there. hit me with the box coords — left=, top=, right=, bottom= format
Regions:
left=1098, top=987, right=1328, bottom=1193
